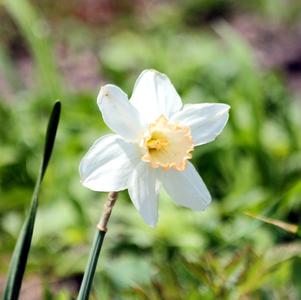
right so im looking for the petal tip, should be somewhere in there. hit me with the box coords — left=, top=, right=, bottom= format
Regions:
left=97, top=86, right=107, bottom=105
left=146, top=219, right=158, bottom=228
left=224, top=104, right=231, bottom=112
left=217, top=103, right=231, bottom=113
left=97, top=85, right=111, bottom=101
left=143, top=68, right=159, bottom=74
left=97, top=84, right=122, bottom=104
left=192, top=198, right=211, bottom=211
left=140, top=68, right=166, bottom=79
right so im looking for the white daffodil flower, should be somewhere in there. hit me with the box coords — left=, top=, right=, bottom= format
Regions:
left=80, top=69, right=230, bottom=227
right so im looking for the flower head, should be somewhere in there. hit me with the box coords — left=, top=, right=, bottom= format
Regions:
left=80, top=69, right=230, bottom=227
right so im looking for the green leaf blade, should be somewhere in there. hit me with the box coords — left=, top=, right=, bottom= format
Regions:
left=3, top=101, right=61, bottom=300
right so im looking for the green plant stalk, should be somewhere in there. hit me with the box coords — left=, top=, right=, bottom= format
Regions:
left=3, top=102, right=61, bottom=300
left=77, top=230, right=106, bottom=300
left=77, top=192, right=118, bottom=300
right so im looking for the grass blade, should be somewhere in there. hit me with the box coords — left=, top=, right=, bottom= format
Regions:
left=3, top=101, right=61, bottom=300
left=244, top=211, right=301, bottom=237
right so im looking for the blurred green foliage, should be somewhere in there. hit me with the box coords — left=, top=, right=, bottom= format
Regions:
left=1, top=0, right=301, bottom=299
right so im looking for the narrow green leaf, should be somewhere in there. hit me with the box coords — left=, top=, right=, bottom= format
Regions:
left=3, top=101, right=61, bottom=300
left=244, top=211, right=300, bottom=236
left=41, top=102, right=61, bottom=180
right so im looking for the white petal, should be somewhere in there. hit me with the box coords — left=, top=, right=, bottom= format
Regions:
left=80, top=134, right=140, bottom=192
left=130, top=70, right=182, bottom=124
left=159, top=162, right=211, bottom=210
left=171, top=103, right=230, bottom=146
left=97, top=84, right=143, bottom=141
left=128, top=162, right=159, bottom=227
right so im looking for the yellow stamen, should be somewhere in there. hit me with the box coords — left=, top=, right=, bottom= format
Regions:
left=146, top=132, right=169, bottom=151
left=141, top=115, right=194, bottom=171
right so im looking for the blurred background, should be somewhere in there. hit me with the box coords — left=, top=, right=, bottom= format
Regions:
left=1, top=0, right=301, bottom=299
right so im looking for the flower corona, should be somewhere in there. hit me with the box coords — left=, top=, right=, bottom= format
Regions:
left=141, top=115, right=194, bottom=171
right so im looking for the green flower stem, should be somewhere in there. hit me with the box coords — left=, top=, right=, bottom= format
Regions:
left=77, top=192, right=118, bottom=300
left=76, top=230, right=106, bottom=300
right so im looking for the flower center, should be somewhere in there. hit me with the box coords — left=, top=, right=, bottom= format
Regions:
left=141, top=115, right=194, bottom=171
